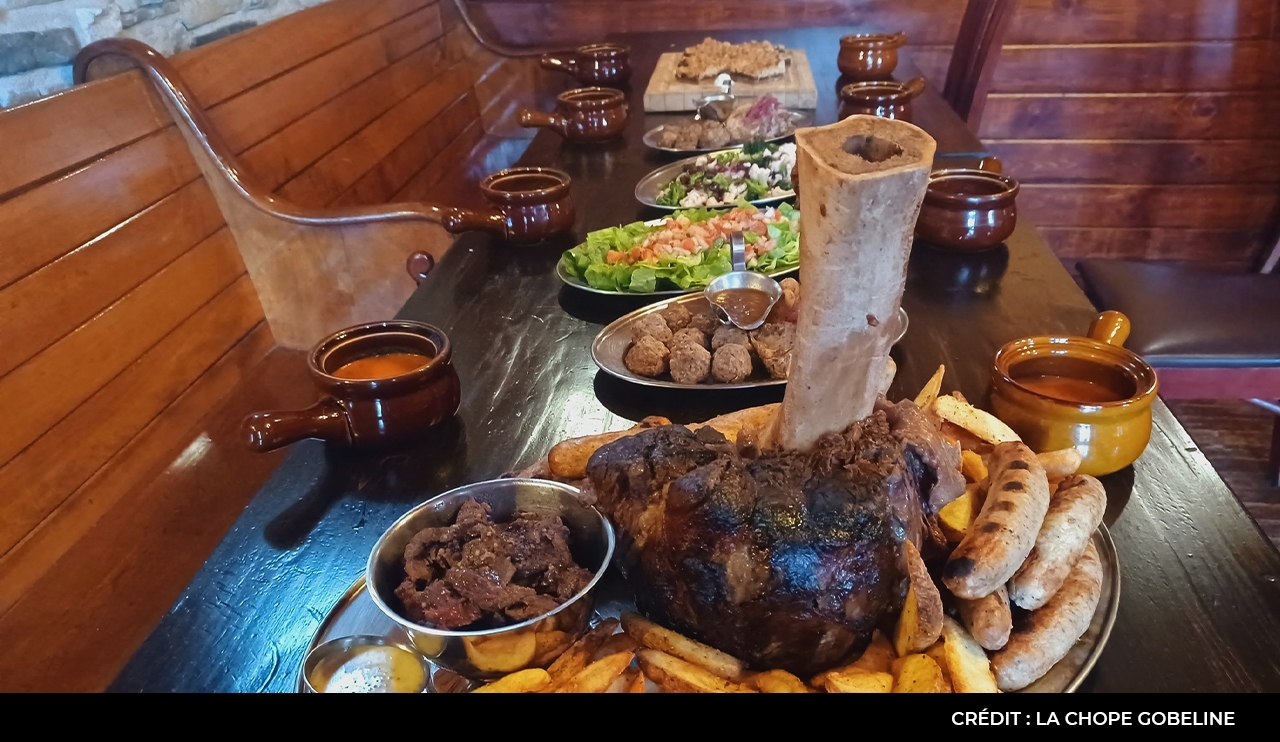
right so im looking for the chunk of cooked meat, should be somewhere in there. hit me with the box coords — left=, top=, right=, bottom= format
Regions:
left=625, top=335, right=670, bottom=377
left=711, top=325, right=749, bottom=350
left=671, top=327, right=709, bottom=350
left=749, top=322, right=794, bottom=379
left=587, top=407, right=949, bottom=675
left=660, top=303, right=692, bottom=331
left=631, top=314, right=673, bottom=344
left=394, top=499, right=593, bottom=630
left=670, top=342, right=712, bottom=384
left=711, top=343, right=753, bottom=383
left=688, top=310, right=722, bottom=335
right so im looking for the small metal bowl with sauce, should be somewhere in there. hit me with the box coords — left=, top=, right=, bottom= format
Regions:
left=302, top=635, right=431, bottom=693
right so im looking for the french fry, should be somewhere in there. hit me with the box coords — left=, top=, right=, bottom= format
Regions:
left=463, top=629, right=537, bottom=673
left=1037, top=447, right=1083, bottom=478
left=940, top=616, right=1000, bottom=693
left=595, top=631, right=640, bottom=660
left=530, top=629, right=572, bottom=667
left=547, top=418, right=671, bottom=479
left=940, top=420, right=992, bottom=453
left=960, top=449, right=988, bottom=483
left=810, top=630, right=894, bottom=687
left=924, top=641, right=951, bottom=687
left=749, top=669, right=810, bottom=693
left=824, top=669, right=893, bottom=693
left=893, top=586, right=921, bottom=658
left=625, top=668, right=646, bottom=693
left=914, top=365, right=946, bottom=409
left=621, top=612, right=747, bottom=681
left=546, top=618, right=619, bottom=688
left=933, top=396, right=1021, bottom=444
left=689, top=403, right=780, bottom=444
left=900, top=540, right=943, bottom=653
left=891, top=654, right=951, bottom=693
left=557, top=651, right=635, bottom=693
left=637, top=649, right=756, bottom=693
left=471, top=668, right=553, bottom=693
left=938, top=485, right=980, bottom=543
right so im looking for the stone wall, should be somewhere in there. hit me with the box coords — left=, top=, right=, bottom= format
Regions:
left=0, top=0, right=332, bottom=107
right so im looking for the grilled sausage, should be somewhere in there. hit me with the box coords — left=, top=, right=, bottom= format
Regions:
left=956, top=585, right=1012, bottom=651
left=990, top=542, right=1103, bottom=691
left=942, top=441, right=1051, bottom=599
left=1008, top=474, right=1107, bottom=610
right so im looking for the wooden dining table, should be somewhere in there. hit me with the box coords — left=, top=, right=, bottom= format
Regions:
left=110, top=27, right=1280, bottom=693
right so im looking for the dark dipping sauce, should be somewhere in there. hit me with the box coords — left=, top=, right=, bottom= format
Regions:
left=1010, top=356, right=1136, bottom=405
left=708, top=288, right=773, bottom=327
left=332, top=352, right=430, bottom=380
left=393, top=499, right=593, bottom=630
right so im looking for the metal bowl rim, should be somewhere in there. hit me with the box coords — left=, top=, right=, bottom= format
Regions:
left=301, top=633, right=432, bottom=693
left=364, top=478, right=616, bottom=638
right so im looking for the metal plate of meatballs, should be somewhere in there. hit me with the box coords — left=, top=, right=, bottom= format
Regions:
left=592, top=293, right=908, bottom=390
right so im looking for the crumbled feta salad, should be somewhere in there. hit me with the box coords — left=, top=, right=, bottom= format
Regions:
left=656, top=141, right=796, bottom=208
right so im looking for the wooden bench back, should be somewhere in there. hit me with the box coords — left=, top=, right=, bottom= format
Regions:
left=0, top=0, right=539, bottom=677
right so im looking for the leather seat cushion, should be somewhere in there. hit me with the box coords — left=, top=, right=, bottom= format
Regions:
left=1077, top=260, right=1280, bottom=368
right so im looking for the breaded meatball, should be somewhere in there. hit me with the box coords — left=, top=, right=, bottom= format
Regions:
left=711, top=343, right=753, bottom=384
left=669, top=342, right=712, bottom=384
left=660, top=303, right=692, bottom=331
left=631, top=314, right=673, bottom=345
left=750, top=321, right=795, bottom=379
left=671, top=327, right=709, bottom=350
left=711, top=324, right=750, bottom=350
left=688, top=310, right=721, bottom=335
left=625, top=335, right=669, bottom=377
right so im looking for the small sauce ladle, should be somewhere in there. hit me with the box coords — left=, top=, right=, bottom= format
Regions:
left=704, top=231, right=783, bottom=330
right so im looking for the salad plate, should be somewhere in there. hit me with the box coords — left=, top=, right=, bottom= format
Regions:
left=558, top=204, right=800, bottom=296
left=635, top=144, right=796, bottom=210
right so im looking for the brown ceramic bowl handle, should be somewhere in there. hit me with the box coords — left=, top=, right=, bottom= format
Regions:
left=902, top=77, right=927, bottom=100
left=540, top=53, right=578, bottom=76
left=1088, top=311, right=1132, bottom=348
left=442, top=207, right=507, bottom=236
left=242, top=398, right=352, bottom=452
left=406, top=251, right=435, bottom=284
left=518, top=109, right=570, bottom=138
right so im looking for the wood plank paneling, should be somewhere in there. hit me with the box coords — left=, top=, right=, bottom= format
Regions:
left=395, top=118, right=488, bottom=202
left=469, top=0, right=1279, bottom=46
left=0, top=181, right=226, bottom=378
left=990, top=140, right=1280, bottom=185
left=0, top=229, right=244, bottom=475
left=1020, top=184, right=1279, bottom=229
left=981, top=93, right=1280, bottom=141
left=1041, top=227, right=1264, bottom=267
left=0, top=127, right=200, bottom=290
left=0, top=276, right=264, bottom=614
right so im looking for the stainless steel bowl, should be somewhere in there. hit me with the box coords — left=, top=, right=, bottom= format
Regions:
left=301, top=634, right=431, bottom=693
left=366, top=478, right=615, bottom=680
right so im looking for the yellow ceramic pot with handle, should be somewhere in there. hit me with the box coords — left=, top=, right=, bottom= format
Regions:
left=990, top=311, right=1159, bottom=476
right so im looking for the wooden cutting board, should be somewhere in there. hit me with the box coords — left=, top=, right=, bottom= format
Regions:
left=643, top=49, right=818, bottom=112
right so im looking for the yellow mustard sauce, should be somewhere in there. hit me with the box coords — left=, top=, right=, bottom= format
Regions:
left=309, top=644, right=426, bottom=693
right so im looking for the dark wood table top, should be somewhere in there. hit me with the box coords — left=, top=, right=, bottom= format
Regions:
left=111, top=28, right=1280, bottom=693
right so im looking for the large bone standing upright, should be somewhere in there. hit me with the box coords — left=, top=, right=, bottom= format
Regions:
left=777, top=116, right=936, bottom=450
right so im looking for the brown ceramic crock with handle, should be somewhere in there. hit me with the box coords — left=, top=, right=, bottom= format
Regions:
left=242, top=320, right=461, bottom=452
left=434, top=166, right=576, bottom=245
left=541, top=43, right=632, bottom=87
left=837, top=31, right=906, bottom=81
left=518, top=87, right=629, bottom=143
left=838, top=78, right=926, bottom=122
left=916, top=168, right=1019, bottom=251
left=990, top=311, right=1159, bottom=477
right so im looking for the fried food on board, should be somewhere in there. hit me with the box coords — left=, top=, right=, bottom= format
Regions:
left=621, top=612, right=747, bottom=681
left=894, top=541, right=943, bottom=655
left=891, top=654, right=951, bottom=693
left=823, top=669, right=893, bottom=693
left=956, top=585, right=1013, bottom=652
left=943, top=441, right=1052, bottom=600
left=914, top=365, right=945, bottom=409
left=747, top=669, right=810, bottom=693
left=960, top=449, right=988, bottom=483
left=546, top=618, right=620, bottom=689
left=556, top=651, right=636, bottom=693
left=933, top=395, right=1021, bottom=444
left=470, top=668, right=552, bottom=693
left=676, top=38, right=787, bottom=81
left=940, top=616, right=1000, bottom=693
left=991, top=543, right=1104, bottom=691
left=636, top=649, right=756, bottom=692
left=1009, top=475, right=1107, bottom=610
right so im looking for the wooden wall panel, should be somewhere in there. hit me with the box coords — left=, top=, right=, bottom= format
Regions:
left=468, top=0, right=1280, bottom=266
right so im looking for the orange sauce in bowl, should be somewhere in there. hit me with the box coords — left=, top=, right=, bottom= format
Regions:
left=332, top=352, right=430, bottom=380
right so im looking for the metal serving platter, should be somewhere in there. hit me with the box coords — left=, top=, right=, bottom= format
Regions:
left=556, top=258, right=797, bottom=297
left=641, top=110, right=812, bottom=155
left=592, top=294, right=907, bottom=390
left=634, top=149, right=796, bottom=210
left=298, top=525, right=1119, bottom=693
